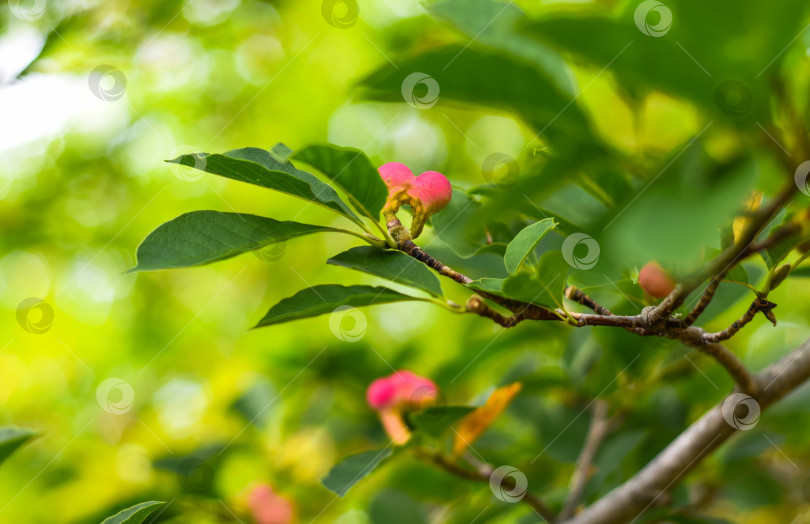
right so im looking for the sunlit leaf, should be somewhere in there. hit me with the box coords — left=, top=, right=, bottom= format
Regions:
left=167, top=147, right=361, bottom=223
left=100, top=501, right=166, bottom=524
left=504, top=217, right=557, bottom=273
left=292, top=144, right=388, bottom=222
left=131, top=211, right=341, bottom=271
left=361, top=46, right=596, bottom=149
left=327, top=246, right=443, bottom=297
left=256, top=285, right=423, bottom=327
left=427, top=0, right=574, bottom=94
left=732, top=192, right=763, bottom=243
left=452, top=382, right=522, bottom=457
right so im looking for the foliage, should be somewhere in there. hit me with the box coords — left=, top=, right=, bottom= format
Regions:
left=2, top=0, right=810, bottom=523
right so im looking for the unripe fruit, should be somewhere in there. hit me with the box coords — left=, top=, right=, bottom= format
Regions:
left=377, top=163, right=452, bottom=238
left=638, top=261, right=677, bottom=298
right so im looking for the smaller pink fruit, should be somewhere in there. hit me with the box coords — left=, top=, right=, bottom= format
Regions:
left=366, top=370, right=439, bottom=445
left=639, top=261, right=676, bottom=298
left=247, top=484, right=295, bottom=524
left=366, top=376, right=399, bottom=410
left=366, top=370, right=438, bottom=410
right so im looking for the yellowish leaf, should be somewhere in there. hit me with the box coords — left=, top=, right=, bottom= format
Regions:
left=733, top=191, right=763, bottom=243
left=452, top=382, right=522, bottom=457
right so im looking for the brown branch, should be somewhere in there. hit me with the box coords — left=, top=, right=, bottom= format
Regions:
left=560, top=400, right=610, bottom=519
left=648, top=182, right=799, bottom=323
left=700, top=297, right=777, bottom=344
left=565, top=287, right=614, bottom=316
left=561, top=336, right=810, bottom=524
left=388, top=209, right=771, bottom=393
left=417, top=450, right=557, bottom=522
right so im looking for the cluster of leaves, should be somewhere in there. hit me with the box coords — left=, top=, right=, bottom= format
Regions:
left=123, top=0, right=810, bottom=521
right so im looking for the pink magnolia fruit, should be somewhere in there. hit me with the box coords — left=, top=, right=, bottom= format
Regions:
left=247, top=484, right=295, bottom=524
left=638, top=261, right=677, bottom=298
left=377, top=163, right=452, bottom=238
left=366, top=370, right=439, bottom=445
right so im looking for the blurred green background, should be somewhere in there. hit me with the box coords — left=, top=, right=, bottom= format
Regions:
left=2, top=0, right=810, bottom=522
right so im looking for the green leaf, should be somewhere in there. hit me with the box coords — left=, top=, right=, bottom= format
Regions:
left=369, top=489, right=428, bottom=524
left=132, top=211, right=340, bottom=271
left=759, top=227, right=800, bottom=269
left=361, top=46, right=595, bottom=150
left=100, top=501, right=166, bottom=524
left=256, top=285, right=422, bottom=327
left=407, top=406, right=476, bottom=438
left=270, top=142, right=293, bottom=161
left=167, top=147, right=360, bottom=223
left=429, top=190, right=486, bottom=258
left=0, top=427, right=37, bottom=467
left=292, top=145, right=388, bottom=222
left=504, top=218, right=558, bottom=273
left=502, top=251, right=569, bottom=310
left=467, top=278, right=506, bottom=295
left=322, top=448, right=392, bottom=497
left=705, top=247, right=748, bottom=285
left=327, top=246, right=443, bottom=297
left=525, top=1, right=810, bottom=123
left=427, top=0, right=574, bottom=95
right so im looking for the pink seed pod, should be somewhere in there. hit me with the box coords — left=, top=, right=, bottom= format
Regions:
left=377, top=163, right=452, bottom=238
left=406, top=171, right=452, bottom=238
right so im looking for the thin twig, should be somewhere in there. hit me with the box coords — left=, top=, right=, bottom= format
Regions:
left=648, top=183, right=799, bottom=323
left=418, top=450, right=557, bottom=523
left=561, top=400, right=610, bottom=519
left=700, top=297, right=777, bottom=343
left=562, top=337, right=810, bottom=524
